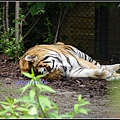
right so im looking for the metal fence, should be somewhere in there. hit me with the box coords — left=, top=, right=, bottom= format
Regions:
left=57, top=2, right=120, bottom=63
left=58, top=2, right=96, bottom=59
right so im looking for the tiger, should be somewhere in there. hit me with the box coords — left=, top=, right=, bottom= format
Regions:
left=19, top=42, right=120, bottom=81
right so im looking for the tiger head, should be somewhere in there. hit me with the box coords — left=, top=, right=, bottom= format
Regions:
left=19, top=43, right=68, bottom=80
left=19, top=53, right=65, bottom=81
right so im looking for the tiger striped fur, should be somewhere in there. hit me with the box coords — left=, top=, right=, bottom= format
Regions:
left=19, top=42, right=120, bottom=81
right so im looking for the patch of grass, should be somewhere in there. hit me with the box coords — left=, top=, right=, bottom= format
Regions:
left=108, top=80, right=120, bottom=109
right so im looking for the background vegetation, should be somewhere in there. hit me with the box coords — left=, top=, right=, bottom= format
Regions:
left=0, top=2, right=119, bottom=60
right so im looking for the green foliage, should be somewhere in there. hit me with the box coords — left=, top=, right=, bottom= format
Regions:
left=108, top=80, right=120, bottom=107
left=44, top=17, right=55, bottom=44
left=0, top=68, right=90, bottom=118
left=0, top=28, right=24, bottom=59
left=27, top=2, right=46, bottom=16
left=95, top=3, right=118, bottom=10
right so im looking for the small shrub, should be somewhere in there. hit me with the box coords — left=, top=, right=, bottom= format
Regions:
left=0, top=28, right=24, bottom=60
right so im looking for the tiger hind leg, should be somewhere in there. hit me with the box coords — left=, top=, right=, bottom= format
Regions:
left=101, top=64, right=120, bottom=72
left=69, top=68, right=112, bottom=80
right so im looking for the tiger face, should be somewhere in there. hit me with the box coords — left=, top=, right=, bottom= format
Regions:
left=24, top=53, right=66, bottom=80
left=19, top=46, right=65, bottom=80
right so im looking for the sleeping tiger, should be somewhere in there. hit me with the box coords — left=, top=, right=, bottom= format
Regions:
left=19, top=42, right=120, bottom=81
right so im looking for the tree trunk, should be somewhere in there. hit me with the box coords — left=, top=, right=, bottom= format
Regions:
left=6, top=1, right=9, bottom=31
left=2, top=2, right=6, bottom=33
left=15, top=1, right=20, bottom=45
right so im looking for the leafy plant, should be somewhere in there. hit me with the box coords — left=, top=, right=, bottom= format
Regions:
left=95, top=3, right=119, bottom=10
left=0, top=27, right=24, bottom=59
left=0, top=68, right=90, bottom=118
left=27, top=2, right=46, bottom=16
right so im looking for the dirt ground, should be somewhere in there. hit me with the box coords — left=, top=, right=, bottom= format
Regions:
left=0, top=54, right=120, bottom=118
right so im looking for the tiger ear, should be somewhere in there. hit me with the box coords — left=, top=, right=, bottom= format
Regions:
left=25, top=55, right=38, bottom=62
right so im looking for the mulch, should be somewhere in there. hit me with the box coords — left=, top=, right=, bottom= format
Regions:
left=0, top=54, right=108, bottom=97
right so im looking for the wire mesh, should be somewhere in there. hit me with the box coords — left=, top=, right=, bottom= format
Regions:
left=58, top=2, right=96, bottom=59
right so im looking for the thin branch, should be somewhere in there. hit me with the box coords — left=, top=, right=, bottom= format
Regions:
left=53, top=9, right=62, bottom=44
left=20, top=11, right=30, bottom=38
left=23, top=17, right=41, bottom=39
left=23, top=4, right=52, bottom=40
left=53, top=5, right=69, bottom=44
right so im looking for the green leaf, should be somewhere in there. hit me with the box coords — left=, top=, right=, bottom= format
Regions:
left=59, top=114, right=74, bottom=118
left=0, top=110, right=8, bottom=115
left=30, top=2, right=46, bottom=16
left=78, top=94, right=82, bottom=101
left=50, top=101, right=59, bottom=111
left=65, top=112, right=75, bottom=118
left=77, top=108, right=89, bottom=115
left=37, top=2, right=46, bottom=10
left=48, top=111, right=61, bottom=118
left=74, top=104, right=79, bottom=114
left=16, top=107, right=29, bottom=112
left=17, top=96, right=36, bottom=104
left=36, top=84, right=56, bottom=93
left=1, top=104, right=13, bottom=113
left=29, top=89, right=35, bottom=101
left=28, top=106, right=38, bottom=115
left=22, top=72, right=33, bottom=79
left=30, top=3, right=37, bottom=16
left=36, top=74, right=46, bottom=79
left=107, top=3, right=116, bottom=11
left=6, top=97, right=14, bottom=104
left=79, top=101, right=90, bottom=106
left=39, top=95, right=52, bottom=109
left=0, top=101, right=10, bottom=105
left=31, top=68, right=35, bottom=77
left=20, top=83, right=31, bottom=94
left=20, top=115, right=37, bottom=119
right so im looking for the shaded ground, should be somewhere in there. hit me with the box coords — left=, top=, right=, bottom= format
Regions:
left=0, top=54, right=120, bottom=118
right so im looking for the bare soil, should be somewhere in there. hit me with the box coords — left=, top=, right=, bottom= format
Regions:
left=0, top=54, right=120, bottom=118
